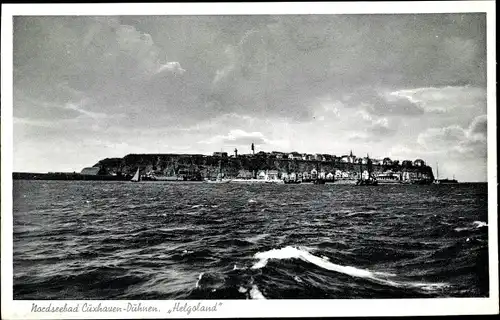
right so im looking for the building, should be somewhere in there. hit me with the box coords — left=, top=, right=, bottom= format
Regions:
left=81, top=167, right=100, bottom=175
left=303, top=171, right=310, bottom=180
left=414, top=159, right=425, bottom=167
left=341, top=150, right=356, bottom=163
left=267, top=170, right=279, bottom=180
left=271, top=151, right=284, bottom=159
left=315, top=154, right=326, bottom=161
left=383, top=157, right=393, bottom=165
left=323, top=154, right=334, bottom=162
left=289, top=152, right=302, bottom=160
left=310, top=168, right=318, bottom=179
left=257, top=170, right=267, bottom=180
left=402, top=160, right=413, bottom=167
left=302, top=153, right=314, bottom=161
left=213, top=152, right=228, bottom=157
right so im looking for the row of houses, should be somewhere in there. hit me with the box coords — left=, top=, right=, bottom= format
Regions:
left=214, top=149, right=426, bottom=167
left=241, top=168, right=429, bottom=181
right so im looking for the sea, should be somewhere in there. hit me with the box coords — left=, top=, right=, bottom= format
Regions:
left=13, top=180, right=489, bottom=300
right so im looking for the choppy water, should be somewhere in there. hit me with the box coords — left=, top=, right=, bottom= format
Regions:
left=13, top=181, right=488, bottom=299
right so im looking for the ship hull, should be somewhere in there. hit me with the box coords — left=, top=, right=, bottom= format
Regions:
left=231, top=179, right=284, bottom=184
left=333, top=179, right=357, bottom=185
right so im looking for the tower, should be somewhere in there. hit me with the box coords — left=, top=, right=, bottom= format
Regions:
left=251, top=143, right=255, bottom=155
left=234, top=148, right=238, bottom=158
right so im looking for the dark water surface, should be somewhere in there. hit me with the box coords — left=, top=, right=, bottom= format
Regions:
left=13, top=181, right=489, bottom=299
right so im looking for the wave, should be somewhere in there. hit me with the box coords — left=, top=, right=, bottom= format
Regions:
left=251, top=246, right=447, bottom=291
left=473, top=221, right=487, bottom=228
left=244, top=233, right=269, bottom=244
left=454, top=221, right=488, bottom=232
left=249, top=285, right=266, bottom=299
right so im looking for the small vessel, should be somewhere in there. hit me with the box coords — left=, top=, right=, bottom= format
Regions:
left=434, top=162, right=458, bottom=184
left=313, top=178, right=326, bottom=184
left=356, top=155, right=378, bottom=186
left=131, top=168, right=141, bottom=182
left=376, top=172, right=401, bottom=184
left=206, top=159, right=232, bottom=183
left=231, top=178, right=267, bottom=183
left=333, top=178, right=357, bottom=185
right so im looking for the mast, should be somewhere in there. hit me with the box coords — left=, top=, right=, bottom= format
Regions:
left=359, top=158, right=363, bottom=180
left=219, top=159, right=222, bottom=178
left=367, top=154, right=373, bottom=179
left=436, top=161, right=439, bottom=180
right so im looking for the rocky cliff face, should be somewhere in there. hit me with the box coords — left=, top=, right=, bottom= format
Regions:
left=94, top=154, right=435, bottom=181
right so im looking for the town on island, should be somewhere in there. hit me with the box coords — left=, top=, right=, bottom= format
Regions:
left=14, top=143, right=458, bottom=185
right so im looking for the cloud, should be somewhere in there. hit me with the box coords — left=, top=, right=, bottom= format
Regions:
left=391, top=86, right=486, bottom=114
left=156, top=61, right=186, bottom=75
left=467, top=114, right=487, bottom=136
left=417, top=115, right=487, bottom=159
left=348, top=90, right=425, bottom=117
left=199, top=129, right=268, bottom=145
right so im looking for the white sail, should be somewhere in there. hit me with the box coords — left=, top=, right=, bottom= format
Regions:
left=131, top=168, right=140, bottom=182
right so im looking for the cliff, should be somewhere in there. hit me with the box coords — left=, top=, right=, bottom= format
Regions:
left=93, top=153, right=435, bottom=182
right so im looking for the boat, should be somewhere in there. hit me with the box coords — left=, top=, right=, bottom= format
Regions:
left=206, top=178, right=232, bottom=184
left=437, top=178, right=459, bottom=184
left=356, top=155, right=378, bottom=186
left=333, top=178, right=357, bottom=185
left=131, top=168, right=141, bottom=182
left=153, top=176, right=184, bottom=181
left=205, top=159, right=232, bottom=184
left=376, top=172, right=401, bottom=184
left=433, top=162, right=458, bottom=184
left=231, top=178, right=268, bottom=183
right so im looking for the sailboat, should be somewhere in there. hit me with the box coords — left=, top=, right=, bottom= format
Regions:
left=206, top=159, right=232, bottom=184
left=434, top=162, right=458, bottom=184
left=433, top=162, right=440, bottom=184
left=313, top=162, right=326, bottom=184
left=131, top=168, right=141, bottom=182
left=356, top=155, right=378, bottom=186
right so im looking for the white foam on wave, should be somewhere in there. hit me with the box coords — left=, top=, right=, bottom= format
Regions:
left=251, top=246, right=448, bottom=291
left=473, top=221, right=488, bottom=228
left=245, top=233, right=269, bottom=244
left=248, top=199, right=257, bottom=204
left=249, top=285, right=266, bottom=299
left=238, top=286, right=248, bottom=293
left=454, top=221, right=488, bottom=232
left=195, top=272, right=204, bottom=288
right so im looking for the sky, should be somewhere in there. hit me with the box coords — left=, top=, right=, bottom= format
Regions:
left=12, top=14, right=488, bottom=181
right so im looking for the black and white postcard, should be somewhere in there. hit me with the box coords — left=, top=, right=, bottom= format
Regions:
left=1, top=1, right=497, bottom=318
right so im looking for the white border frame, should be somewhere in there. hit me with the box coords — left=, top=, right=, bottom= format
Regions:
left=1, top=2, right=498, bottom=318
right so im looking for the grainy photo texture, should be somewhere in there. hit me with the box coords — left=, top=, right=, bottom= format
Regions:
left=8, top=11, right=491, bottom=304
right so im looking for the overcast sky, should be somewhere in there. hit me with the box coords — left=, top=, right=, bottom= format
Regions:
left=13, top=14, right=487, bottom=181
